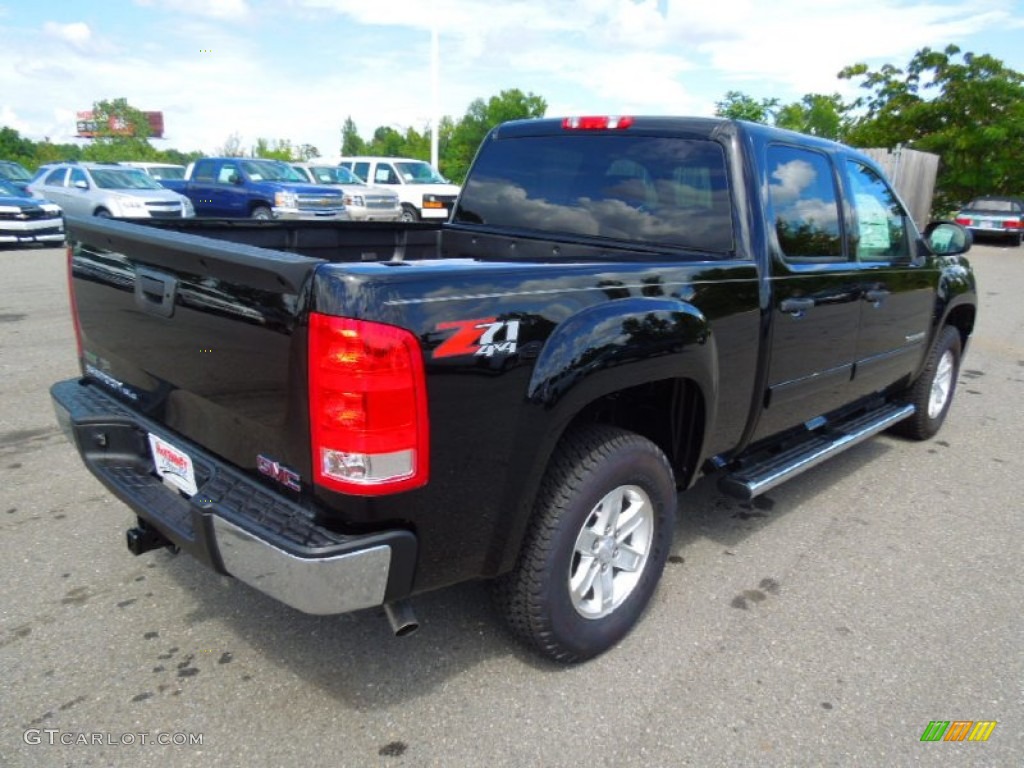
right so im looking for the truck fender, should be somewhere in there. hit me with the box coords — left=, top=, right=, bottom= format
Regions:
left=931, top=259, right=977, bottom=354
left=485, top=297, right=717, bottom=577
left=526, top=296, right=717, bottom=416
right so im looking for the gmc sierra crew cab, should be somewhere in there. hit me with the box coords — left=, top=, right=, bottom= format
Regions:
left=51, top=117, right=976, bottom=663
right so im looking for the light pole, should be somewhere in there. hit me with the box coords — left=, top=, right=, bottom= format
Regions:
left=431, top=22, right=439, bottom=169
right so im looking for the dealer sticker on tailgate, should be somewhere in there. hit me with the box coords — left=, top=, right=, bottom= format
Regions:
left=148, top=433, right=198, bottom=497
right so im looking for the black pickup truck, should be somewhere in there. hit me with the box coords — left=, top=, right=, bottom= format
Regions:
left=51, top=117, right=976, bottom=662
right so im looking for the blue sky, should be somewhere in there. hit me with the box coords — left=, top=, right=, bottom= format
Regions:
left=2, top=0, right=1023, bottom=157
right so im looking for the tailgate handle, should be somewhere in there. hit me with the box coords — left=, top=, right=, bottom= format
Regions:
left=135, top=267, right=178, bottom=318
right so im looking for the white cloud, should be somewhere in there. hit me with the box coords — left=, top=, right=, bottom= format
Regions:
left=1, top=0, right=1021, bottom=155
left=43, top=21, right=94, bottom=51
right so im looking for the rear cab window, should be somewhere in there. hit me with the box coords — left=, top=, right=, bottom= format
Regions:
left=453, top=134, right=734, bottom=253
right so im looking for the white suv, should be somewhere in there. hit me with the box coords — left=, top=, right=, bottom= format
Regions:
left=338, top=157, right=460, bottom=222
left=289, top=163, right=401, bottom=221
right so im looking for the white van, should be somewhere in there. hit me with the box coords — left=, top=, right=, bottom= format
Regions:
left=338, top=157, right=460, bottom=222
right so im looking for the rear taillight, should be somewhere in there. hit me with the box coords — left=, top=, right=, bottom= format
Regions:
left=66, top=245, right=83, bottom=363
left=308, top=313, right=429, bottom=495
left=1005, top=219, right=1022, bottom=230
left=562, top=116, right=635, bottom=130
left=954, top=217, right=971, bottom=226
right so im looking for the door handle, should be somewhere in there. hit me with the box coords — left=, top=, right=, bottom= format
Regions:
left=780, top=297, right=815, bottom=316
left=863, top=288, right=890, bottom=305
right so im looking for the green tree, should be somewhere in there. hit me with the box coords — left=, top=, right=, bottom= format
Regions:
left=340, top=116, right=366, bottom=156
left=253, top=138, right=297, bottom=161
left=0, top=127, right=35, bottom=166
left=840, top=45, right=1024, bottom=208
left=714, top=91, right=779, bottom=123
left=367, top=126, right=406, bottom=157
left=80, top=97, right=157, bottom=162
left=774, top=93, right=850, bottom=140
left=444, top=88, right=547, bottom=183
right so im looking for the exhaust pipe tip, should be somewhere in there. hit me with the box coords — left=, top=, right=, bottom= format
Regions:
left=383, top=600, right=419, bottom=637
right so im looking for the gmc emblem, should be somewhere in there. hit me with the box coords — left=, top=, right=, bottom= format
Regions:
left=256, top=455, right=301, bottom=491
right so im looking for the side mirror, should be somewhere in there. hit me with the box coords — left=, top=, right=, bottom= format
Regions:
left=924, top=221, right=972, bottom=255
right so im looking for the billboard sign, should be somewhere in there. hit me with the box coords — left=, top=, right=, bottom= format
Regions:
left=76, top=110, right=165, bottom=139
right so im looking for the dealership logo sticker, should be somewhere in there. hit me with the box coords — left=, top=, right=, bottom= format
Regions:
left=920, top=720, right=997, bottom=742
left=433, top=318, right=520, bottom=359
left=148, top=434, right=198, bottom=496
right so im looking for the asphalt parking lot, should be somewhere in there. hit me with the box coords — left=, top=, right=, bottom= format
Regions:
left=1, top=242, right=1021, bottom=767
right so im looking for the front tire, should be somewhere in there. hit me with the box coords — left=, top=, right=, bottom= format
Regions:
left=251, top=205, right=272, bottom=220
left=892, top=325, right=962, bottom=440
left=399, top=205, right=420, bottom=223
left=495, top=425, right=676, bottom=662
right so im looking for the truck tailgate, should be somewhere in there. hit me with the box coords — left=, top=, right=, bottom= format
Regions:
left=66, top=216, right=321, bottom=480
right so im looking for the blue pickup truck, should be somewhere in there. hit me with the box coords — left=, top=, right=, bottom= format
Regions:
left=161, top=157, right=347, bottom=220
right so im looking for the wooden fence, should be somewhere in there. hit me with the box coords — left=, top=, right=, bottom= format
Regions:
left=862, top=147, right=940, bottom=230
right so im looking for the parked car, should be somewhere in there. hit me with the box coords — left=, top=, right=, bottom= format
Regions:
left=0, top=178, right=64, bottom=245
left=0, top=160, right=35, bottom=195
left=955, top=195, right=1024, bottom=246
left=161, top=158, right=347, bottom=220
left=338, top=156, right=460, bottom=222
left=289, top=163, right=401, bottom=221
left=119, top=162, right=187, bottom=181
left=28, top=162, right=194, bottom=219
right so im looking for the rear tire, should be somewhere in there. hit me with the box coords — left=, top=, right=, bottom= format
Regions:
left=891, top=325, right=962, bottom=440
left=251, top=205, right=272, bottom=220
left=494, top=425, right=676, bottom=663
left=94, top=208, right=112, bottom=218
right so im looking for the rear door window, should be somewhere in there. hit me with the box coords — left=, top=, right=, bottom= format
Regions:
left=192, top=160, right=217, bottom=183
left=453, top=135, right=734, bottom=253
left=43, top=168, right=68, bottom=187
left=766, top=145, right=844, bottom=261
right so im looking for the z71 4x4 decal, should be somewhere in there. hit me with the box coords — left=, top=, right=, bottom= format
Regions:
left=433, top=317, right=520, bottom=358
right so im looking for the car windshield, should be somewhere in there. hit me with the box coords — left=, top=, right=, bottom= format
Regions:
left=305, top=166, right=366, bottom=186
left=0, top=163, right=33, bottom=182
left=966, top=199, right=1021, bottom=213
left=241, top=160, right=305, bottom=182
left=394, top=161, right=449, bottom=184
left=149, top=166, right=186, bottom=180
left=90, top=169, right=165, bottom=190
left=0, top=179, right=25, bottom=197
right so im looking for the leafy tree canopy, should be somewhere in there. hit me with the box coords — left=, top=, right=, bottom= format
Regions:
left=341, top=88, right=546, bottom=183
left=714, top=91, right=779, bottom=123
left=840, top=45, right=1024, bottom=207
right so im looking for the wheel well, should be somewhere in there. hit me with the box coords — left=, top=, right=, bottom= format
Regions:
left=564, top=378, right=705, bottom=488
left=945, top=305, right=976, bottom=349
